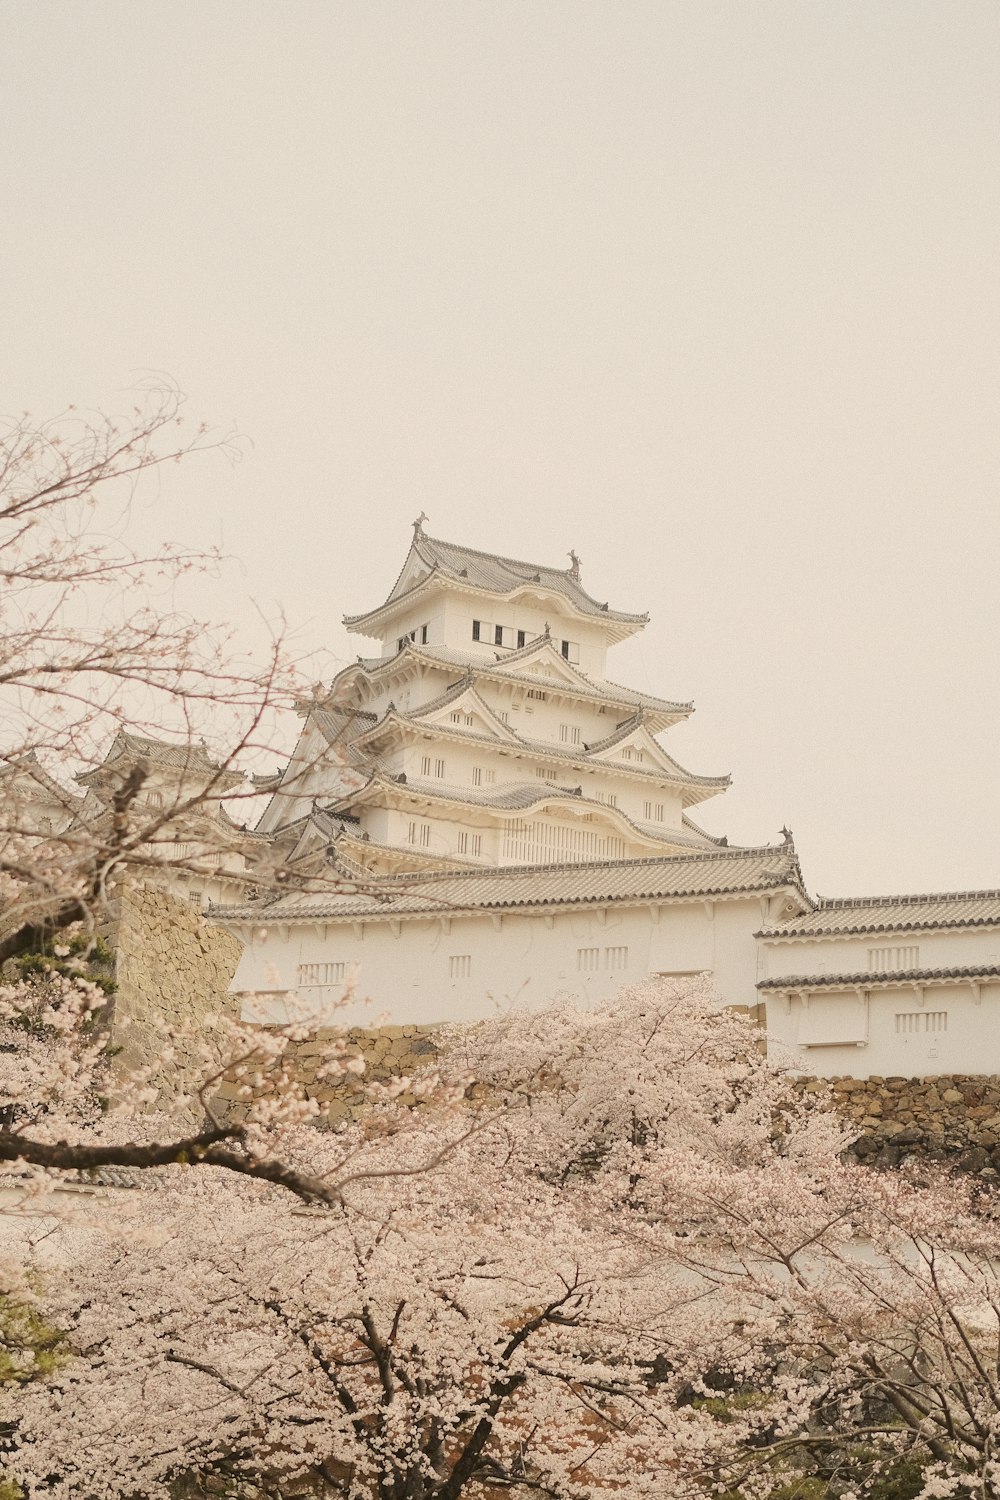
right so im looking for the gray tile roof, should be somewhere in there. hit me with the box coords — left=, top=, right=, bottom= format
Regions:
left=760, top=891, right=1000, bottom=939
left=76, top=732, right=237, bottom=785
left=354, top=702, right=727, bottom=794
left=346, top=531, right=648, bottom=627
left=346, top=643, right=692, bottom=720
left=209, top=845, right=804, bottom=924
left=758, top=965, right=1000, bottom=992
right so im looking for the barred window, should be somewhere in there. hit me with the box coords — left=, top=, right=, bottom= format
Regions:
left=895, top=1011, right=947, bottom=1034
left=605, top=946, right=629, bottom=971
left=577, top=947, right=600, bottom=972
left=449, top=955, right=472, bottom=979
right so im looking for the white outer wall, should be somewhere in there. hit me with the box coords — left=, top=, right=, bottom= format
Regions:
left=764, top=982, right=1000, bottom=1078
left=761, top=924, right=1000, bottom=1077
left=232, top=895, right=766, bottom=1027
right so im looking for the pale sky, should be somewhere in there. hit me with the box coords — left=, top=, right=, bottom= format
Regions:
left=3, top=1, right=999, bottom=898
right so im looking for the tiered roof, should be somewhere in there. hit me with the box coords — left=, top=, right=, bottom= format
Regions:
left=759, top=890, right=1000, bottom=939
left=758, top=964, right=1000, bottom=992
left=210, top=844, right=806, bottom=925
left=345, top=525, right=648, bottom=637
left=336, top=639, right=693, bottom=729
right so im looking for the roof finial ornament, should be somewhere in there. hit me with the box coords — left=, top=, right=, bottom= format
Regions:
left=780, top=826, right=794, bottom=847
left=568, top=548, right=581, bottom=581
left=412, top=511, right=428, bottom=535
left=543, top=621, right=551, bottom=639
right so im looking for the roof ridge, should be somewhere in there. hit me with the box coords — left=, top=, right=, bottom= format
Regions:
left=422, top=531, right=574, bottom=580
left=377, top=843, right=797, bottom=888
left=816, top=888, right=1000, bottom=909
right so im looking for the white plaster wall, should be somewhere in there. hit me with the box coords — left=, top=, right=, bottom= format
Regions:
left=766, top=981, right=1000, bottom=1078
left=232, top=895, right=765, bottom=1027
left=762, top=927, right=1000, bottom=979
left=440, top=596, right=611, bottom=677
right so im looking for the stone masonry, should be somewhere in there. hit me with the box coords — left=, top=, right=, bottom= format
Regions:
left=796, top=1073, right=1000, bottom=1178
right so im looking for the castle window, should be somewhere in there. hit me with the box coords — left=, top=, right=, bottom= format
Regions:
left=472, top=767, right=495, bottom=787
left=527, top=689, right=547, bottom=701
left=498, top=710, right=509, bottom=723
left=407, top=821, right=431, bottom=847
left=895, top=1011, right=947, bottom=1034
left=605, top=946, right=629, bottom=971
left=397, top=629, right=417, bottom=651
left=559, top=724, right=582, bottom=745
left=517, top=630, right=527, bottom=648
left=643, top=801, right=665, bottom=821
left=459, top=831, right=483, bottom=856
left=450, top=712, right=461, bottom=724
left=435, top=759, right=445, bottom=778
left=421, top=755, right=431, bottom=775
left=869, top=946, right=920, bottom=973
left=472, top=620, right=491, bottom=642
left=421, top=624, right=429, bottom=644
left=464, top=714, right=473, bottom=726
left=561, top=640, right=580, bottom=663
left=536, top=767, right=558, bottom=781
left=187, top=890, right=202, bottom=907
left=449, top=954, right=472, bottom=979
left=146, top=790, right=164, bottom=808
left=297, top=962, right=347, bottom=986
left=577, top=947, right=600, bottom=972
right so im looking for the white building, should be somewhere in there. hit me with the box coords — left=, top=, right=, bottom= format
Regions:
left=214, top=523, right=1000, bottom=1076
left=759, top=893, right=1000, bottom=1077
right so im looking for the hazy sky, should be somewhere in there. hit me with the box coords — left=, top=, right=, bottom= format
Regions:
left=3, top=2, right=999, bottom=897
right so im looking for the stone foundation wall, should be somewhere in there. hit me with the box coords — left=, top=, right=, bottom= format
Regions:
left=795, top=1073, right=1000, bottom=1177
left=215, top=1024, right=442, bottom=1126
left=112, top=882, right=243, bottom=1108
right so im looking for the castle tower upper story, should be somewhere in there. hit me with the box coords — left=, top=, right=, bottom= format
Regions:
left=256, top=523, right=731, bottom=875
left=343, top=516, right=649, bottom=679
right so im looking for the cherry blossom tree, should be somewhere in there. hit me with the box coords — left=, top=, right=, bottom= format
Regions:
left=3, top=982, right=813, bottom=1499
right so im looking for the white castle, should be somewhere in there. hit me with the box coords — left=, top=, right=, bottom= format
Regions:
left=214, top=520, right=1000, bottom=1080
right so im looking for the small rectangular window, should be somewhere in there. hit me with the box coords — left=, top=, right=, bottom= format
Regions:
left=473, top=620, right=489, bottom=642
left=146, top=790, right=164, bottom=808
left=473, top=767, right=482, bottom=786
left=187, top=890, right=203, bottom=907
left=450, top=711, right=462, bottom=724
left=464, top=713, right=473, bottom=726
left=559, top=724, right=582, bottom=745
left=516, top=630, right=526, bottom=648
left=419, top=823, right=431, bottom=847
left=536, top=767, right=558, bottom=780
left=498, top=710, right=509, bottom=723
left=471, top=833, right=482, bottom=856
left=458, top=831, right=468, bottom=853
left=407, top=821, right=418, bottom=844
left=297, top=962, right=346, bottom=986
left=644, top=800, right=652, bottom=819
left=527, top=689, right=547, bottom=701
left=434, top=759, right=445, bottom=778
left=577, top=947, right=600, bottom=972
left=421, top=755, right=432, bottom=776
left=494, top=624, right=504, bottom=646
left=420, top=624, right=429, bottom=644
left=449, top=954, right=472, bottom=979
left=655, top=803, right=664, bottom=821
left=605, top=946, right=629, bottom=971
left=870, top=946, right=920, bottom=973
left=483, top=768, right=495, bottom=784
left=561, top=640, right=580, bottom=663
left=895, top=1011, right=947, bottom=1034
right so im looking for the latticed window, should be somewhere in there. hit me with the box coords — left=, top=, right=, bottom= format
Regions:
left=577, top=947, right=600, bottom=972
left=869, top=946, right=920, bottom=972
left=895, top=1011, right=947, bottom=1034
left=502, top=819, right=626, bottom=865
left=297, top=962, right=347, bottom=986
left=605, top=946, right=629, bottom=971
left=449, top=955, right=472, bottom=979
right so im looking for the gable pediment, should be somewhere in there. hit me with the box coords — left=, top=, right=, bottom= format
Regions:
left=586, top=722, right=684, bottom=777
left=417, top=686, right=519, bottom=742
left=493, top=641, right=590, bottom=690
